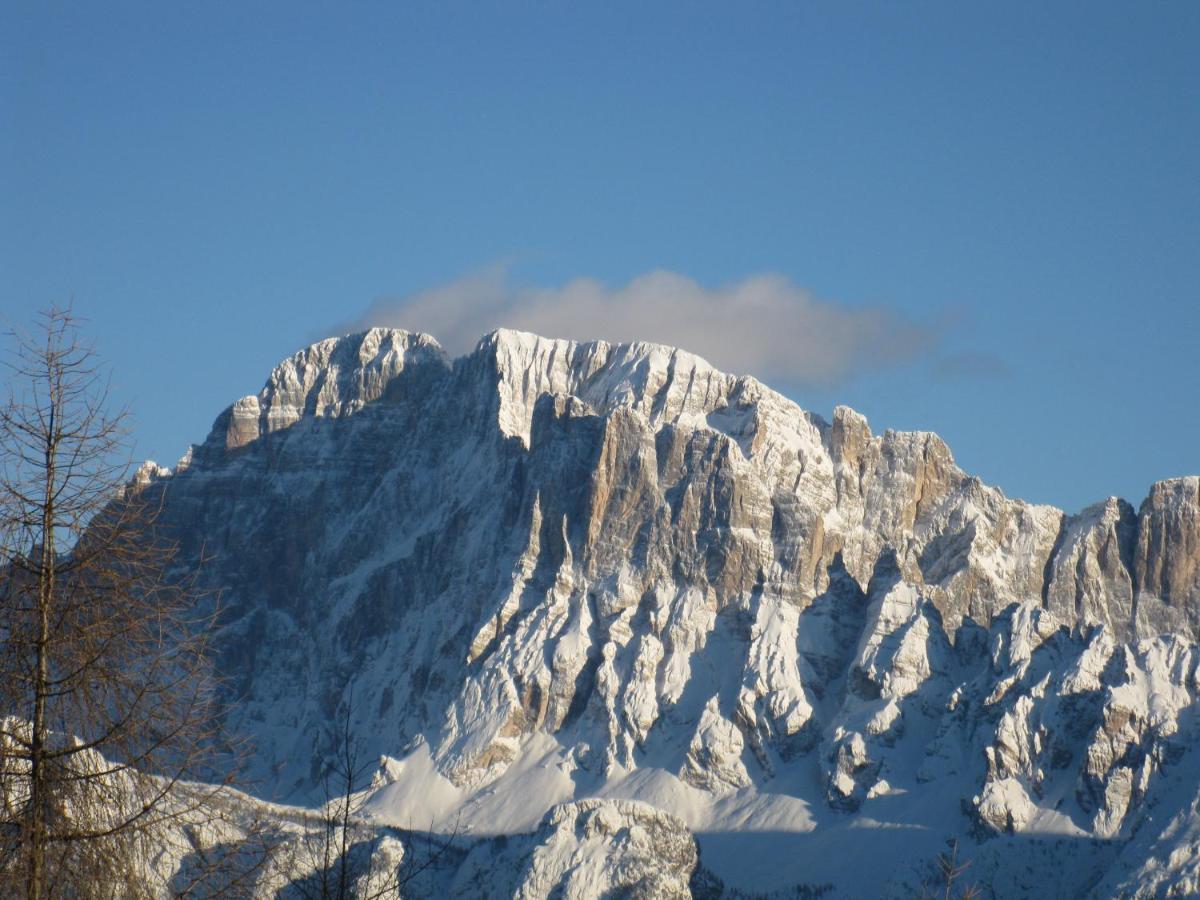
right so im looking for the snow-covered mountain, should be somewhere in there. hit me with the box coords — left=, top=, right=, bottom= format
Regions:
left=136, top=327, right=1200, bottom=897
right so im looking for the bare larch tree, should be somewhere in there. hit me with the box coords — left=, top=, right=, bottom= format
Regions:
left=0, top=308, right=248, bottom=898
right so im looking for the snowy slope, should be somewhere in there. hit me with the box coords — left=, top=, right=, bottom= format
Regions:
left=134, top=327, right=1200, bottom=897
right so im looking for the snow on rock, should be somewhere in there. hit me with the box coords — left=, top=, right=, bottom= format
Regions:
left=513, top=800, right=696, bottom=899
left=853, top=579, right=945, bottom=701
left=825, top=729, right=873, bottom=810
left=214, top=327, right=446, bottom=450
left=129, top=326, right=1200, bottom=897
left=1044, top=497, right=1138, bottom=634
left=445, top=799, right=696, bottom=899
left=974, top=777, right=1037, bottom=833
left=681, top=697, right=751, bottom=793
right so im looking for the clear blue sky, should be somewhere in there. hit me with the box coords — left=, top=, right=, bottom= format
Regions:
left=3, top=2, right=1197, bottom=513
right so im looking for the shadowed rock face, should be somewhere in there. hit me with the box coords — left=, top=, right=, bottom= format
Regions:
left=1044, top=497, right=1138, bottom=634
left=133, top=327, right=1200, bottom=894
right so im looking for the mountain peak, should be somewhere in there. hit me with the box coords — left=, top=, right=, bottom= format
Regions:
left=134, top=322, right=1200, bottom=896
left=213, top=327, right=447, bottom=451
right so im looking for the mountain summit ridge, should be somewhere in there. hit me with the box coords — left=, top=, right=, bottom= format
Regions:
left=173, top=326, right=1198, bottom=644
left=193, top=326, right=1191, bottom=517
left=137, top=327, right=1200, bottom=896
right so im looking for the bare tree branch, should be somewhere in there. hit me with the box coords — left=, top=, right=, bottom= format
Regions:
left=0, top=306, right=267, bottom=897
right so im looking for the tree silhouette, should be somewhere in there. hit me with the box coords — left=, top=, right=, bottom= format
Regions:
left=0, top=307, right=256, bottom=897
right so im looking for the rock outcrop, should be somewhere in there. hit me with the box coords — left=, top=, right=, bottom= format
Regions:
left=131, top=327, right=1200, bottom=897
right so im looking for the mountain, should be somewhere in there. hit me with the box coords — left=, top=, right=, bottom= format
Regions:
left=134, top=327, right=1200, bottom=897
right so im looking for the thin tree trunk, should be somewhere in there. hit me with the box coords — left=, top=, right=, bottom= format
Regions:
left=0, top=308, right=260, bottom=895
left=28, top=397, right=56, bottom=900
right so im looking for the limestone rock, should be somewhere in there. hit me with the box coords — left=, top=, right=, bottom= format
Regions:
left=124, top=326, right=1200, bottom=897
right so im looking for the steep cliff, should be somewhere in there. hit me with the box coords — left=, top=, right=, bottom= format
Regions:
left=134, top=328, right=1200, bottom=896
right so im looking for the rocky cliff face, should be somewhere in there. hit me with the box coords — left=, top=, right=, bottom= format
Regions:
left=136, top=328, right=1200, bottom=896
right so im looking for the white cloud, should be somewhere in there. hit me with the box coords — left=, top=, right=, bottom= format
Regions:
left=341, top=267, right=936, bottom=385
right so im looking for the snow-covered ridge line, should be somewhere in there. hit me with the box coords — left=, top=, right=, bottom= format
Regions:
left=198, top=326, right=831, bottom=461
left=138, top=325, right=1200, bottom=646
left=212, top=328, right=447, bottom=451
left=141, top=325, right=1200, bottom=643
left=187, top=326, right=1193, bottom=513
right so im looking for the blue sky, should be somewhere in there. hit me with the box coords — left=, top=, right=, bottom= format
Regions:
left=2, top=2, right=1197, bottom=513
